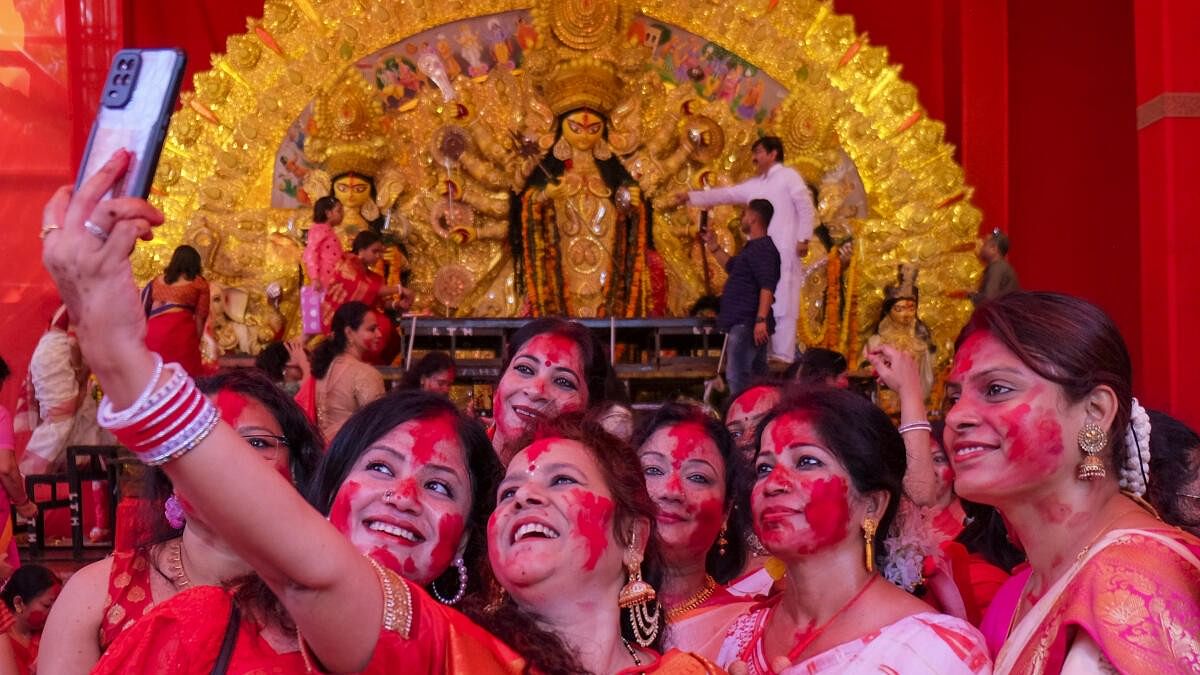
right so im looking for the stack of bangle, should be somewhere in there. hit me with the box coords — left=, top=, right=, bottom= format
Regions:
left=97, top=356, right=219, bottom=466
left=897, top=420, right=933, bottom=435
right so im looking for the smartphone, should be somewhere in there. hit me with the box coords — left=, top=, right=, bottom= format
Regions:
left=75, top=48, right=187, bottom=199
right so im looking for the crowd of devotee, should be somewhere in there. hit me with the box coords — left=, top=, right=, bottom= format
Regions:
left=0, top=149, right=1195, bottom=675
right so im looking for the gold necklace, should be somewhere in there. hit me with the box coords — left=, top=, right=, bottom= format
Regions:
left=169, top=539, right=193, bottom=590
left=666, top=575, right=717, bottom=621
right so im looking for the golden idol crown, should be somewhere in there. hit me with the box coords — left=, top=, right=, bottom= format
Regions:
left=306, top=74, right=386, bottom=177
left=541, top=55, right=623, bottom=117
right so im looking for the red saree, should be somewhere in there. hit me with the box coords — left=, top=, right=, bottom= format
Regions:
left=321, top=254, right=385, bottom=332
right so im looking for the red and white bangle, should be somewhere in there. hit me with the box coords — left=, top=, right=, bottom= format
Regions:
left=95, top=354, right=165, bottom=428
left=98, top=362, right=219, bottom=466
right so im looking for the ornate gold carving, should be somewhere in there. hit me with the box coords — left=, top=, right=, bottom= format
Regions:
left=142, top=0, right=983, bottom=371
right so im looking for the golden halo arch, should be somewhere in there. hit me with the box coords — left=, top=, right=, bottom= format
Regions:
left=140, top=0, right=981, bottom=370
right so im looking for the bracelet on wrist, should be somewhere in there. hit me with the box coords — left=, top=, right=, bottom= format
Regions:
left=897, top=420, right=933, bottom=435
left=101, top=362, right=219, bottom=466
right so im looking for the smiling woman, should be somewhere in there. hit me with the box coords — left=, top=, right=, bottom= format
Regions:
left=490, top=318, right=616, bottom=459
left=633, top=402, right=751, bottom=661
left=944, top=292, right=1200, bottom=674
left=463, top=411, right=721, bottom=674
left=717, top=387, right=991, bottom=674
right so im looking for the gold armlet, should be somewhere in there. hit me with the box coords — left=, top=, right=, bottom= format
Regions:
left=366, top=556, right=413, bottom=639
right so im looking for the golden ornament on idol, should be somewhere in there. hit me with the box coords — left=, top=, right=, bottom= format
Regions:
left=135, top=0, right=981, bottom=372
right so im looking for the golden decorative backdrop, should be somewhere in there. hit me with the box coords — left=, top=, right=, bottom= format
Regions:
left=137, top=0, right=981, bottom=370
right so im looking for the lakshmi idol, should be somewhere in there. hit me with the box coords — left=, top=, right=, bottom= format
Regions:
left=947, top=292, right=1200, bottom=674
left=717, top=387, right=991, bottom=674
left=40, top=153, right=718, bottom=673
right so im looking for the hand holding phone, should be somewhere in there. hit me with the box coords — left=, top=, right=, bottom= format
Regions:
left=75, top=48, right=187, bottom=200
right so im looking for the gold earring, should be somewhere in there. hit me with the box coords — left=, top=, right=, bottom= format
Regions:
left=717, top=523, right=728, bottom=557
left=1077, top=422, right=1108, bottom=481
left=861, top=517, right=878, bottom=573
left=618, top=535, right=660, bottom=646
left=592, top=138, right=612, bottom=160
left=553, top=136, right=573, bottom=161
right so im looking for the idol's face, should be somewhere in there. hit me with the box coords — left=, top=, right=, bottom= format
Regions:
left=561, top=110, right=605, bottom=153
left=327, top=416, right=472, bottom=585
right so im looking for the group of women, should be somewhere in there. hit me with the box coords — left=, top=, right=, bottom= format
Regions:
left=29, top=150, right=1200, bottom=674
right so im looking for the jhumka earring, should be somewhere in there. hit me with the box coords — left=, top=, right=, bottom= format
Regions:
left=717, top=523, right=729, bottom=557
left=861, top=517, right=878, bottom=573
left=553, top=136, right=573, bottom=161
left=618, top=533, right=660, bottom=647
left=592, top=138, right=612, bottom=161
left=1077, top=422, right=1109, bottom=481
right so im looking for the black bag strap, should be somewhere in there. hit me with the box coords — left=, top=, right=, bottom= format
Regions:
left=210, top=602, right=241, bottom=675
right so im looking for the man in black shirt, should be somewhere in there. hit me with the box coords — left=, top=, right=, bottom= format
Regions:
left=701, top=198, right=781, bottom=397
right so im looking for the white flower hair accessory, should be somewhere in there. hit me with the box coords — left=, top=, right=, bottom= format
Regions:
left=1119, top=397, right=1152, bottom=496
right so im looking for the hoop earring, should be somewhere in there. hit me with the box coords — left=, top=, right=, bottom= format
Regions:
left=861, top=517, right=878, bottom=573
left=717, top=522, right=728, bottom=557
left=430, top=557, right=468, bottom=605
left=618, top=534, right=660, bottom=646
left=593, top=138, right=612, bottom=161
left=553, top=136, right=573, bottom=161
left=1077, top=422, right=1108, bottom=481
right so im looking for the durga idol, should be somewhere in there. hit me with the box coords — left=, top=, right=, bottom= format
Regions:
left=514, top=58, right=666, bottom=318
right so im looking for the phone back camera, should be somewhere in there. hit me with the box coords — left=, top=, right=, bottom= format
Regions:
left=102, top=51, right=141, bottom=109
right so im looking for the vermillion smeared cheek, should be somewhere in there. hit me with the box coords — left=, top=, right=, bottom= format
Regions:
left=685, top=497, right=724, bottom=554
left=799, top=477, right=849, bottom=552
left=570, top=489, right=614, bottom=571
left=429, top=513, right=465, bottom=577
left=329, top=481, right=361, bottom=535
left=935, top=462, right=955, bottom=486
left=25, top=608, right=51, bottom=631
left=407, top=414, right=459, bottom=465
left=1002, top=404, right=1065, bottom=481
left=215, top=391, right=248, bottom=426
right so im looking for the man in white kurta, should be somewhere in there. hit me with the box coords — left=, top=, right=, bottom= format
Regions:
left=684, top=137, right=815, bottom=363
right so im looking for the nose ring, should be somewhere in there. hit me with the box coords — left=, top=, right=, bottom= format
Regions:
left=383, top=489, right=396, bottom=503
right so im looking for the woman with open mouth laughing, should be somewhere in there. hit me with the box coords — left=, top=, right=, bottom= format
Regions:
left=633, top=402, right=752, bottom=661
left=489, top=318, right=616, bottom=461
left=467, top=411, right=721, bottom=673
left=717, top=388, right=990, bottom=674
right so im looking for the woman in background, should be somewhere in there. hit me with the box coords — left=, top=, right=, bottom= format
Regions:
left=399, top=351, right=456, bottom=396
left=144, top=244, right=210, bottom=375
left=0, top=356, right=36, bottom=571
left=0, top=564, right=61, bottom=674
left=308, top=301, right=385, bottom=440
